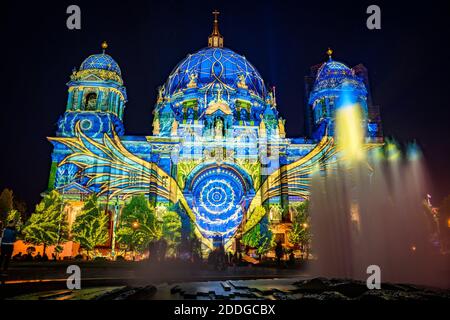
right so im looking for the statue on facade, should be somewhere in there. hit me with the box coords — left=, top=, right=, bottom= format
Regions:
left=171, top=119, right=179, bottom=136
left=153, top=117, right=160, bottom=135
left=237, top=74, right=248, bottom=89
left=157, top=85, right=165, bottom=103
left=259, top=115, right=267, bottom=137
left=278, top=118, right=286, bottom=137
left=187, top=72, right=198, bottom=88
left=214, top=117, right=224, bottom=138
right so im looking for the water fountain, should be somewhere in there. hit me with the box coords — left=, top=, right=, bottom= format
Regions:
left=309, top=103, right=449, bottom=288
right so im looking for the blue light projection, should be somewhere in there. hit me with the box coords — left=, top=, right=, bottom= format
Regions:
left=47, top=15, right=383, bottom=252
left=189, top=166, right=251, bottom=242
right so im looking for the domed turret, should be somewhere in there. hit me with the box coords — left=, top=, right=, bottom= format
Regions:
left=308, top=48, right=368, bottom=139
left=80, top=54, right=122, bottom=77
left=57, top=42, right=127, bottom=138
left=310, top=48, right=366, bottom=102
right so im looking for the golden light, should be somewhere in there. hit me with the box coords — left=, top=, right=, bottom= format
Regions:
left=132, top=221, right=139, bottom=229
left=302, top=223, right=308, bottom=228
left=447, top=218, right=450, bottom=229
left=411, top=245, right=417, bottom=252
left=335, top=103, right=365, bottom=162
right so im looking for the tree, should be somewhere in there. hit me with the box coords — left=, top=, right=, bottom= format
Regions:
left=72, top=195, right=109, bottom=257
left=242, top=215, right=273, bottom=259
left=287, top=201, right=311, bottom=259
left=161, top=211, right=182, bottom=257
left=21, top=190, right=68, bottom=256
left=7, top=209, right=23, bottom=232
left=0, top=188, right=14, bottom=223
left=116, top=195, right=160, bottom=253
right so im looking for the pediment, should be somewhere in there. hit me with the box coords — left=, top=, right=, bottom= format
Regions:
left=56, top=182, right=92, bottom=195
left=80, top=74, right=103, bottom=82
left=205, top=101, right=232, bottom=115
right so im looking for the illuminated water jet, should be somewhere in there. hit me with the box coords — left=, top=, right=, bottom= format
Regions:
left=309, top=107, right=448, bottom=288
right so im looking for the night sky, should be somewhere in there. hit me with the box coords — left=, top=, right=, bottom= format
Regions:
left=1, top=0, right=449, bottom=210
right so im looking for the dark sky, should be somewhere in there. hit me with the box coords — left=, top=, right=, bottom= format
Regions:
left=1, top=0, right=449, bottom=210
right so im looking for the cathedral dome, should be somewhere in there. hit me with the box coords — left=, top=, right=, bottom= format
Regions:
left=80, top=51, right=122, bottom=77
left=165, top=47, right=267, bottom=99
left=312, top=49, right=366, bottom=94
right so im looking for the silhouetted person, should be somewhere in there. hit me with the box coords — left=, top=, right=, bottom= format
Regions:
left=0, top=221, right=18, bottom=273
left=13, top=252, right=22, bottom=261
left=158, top=239, right=167, bottom=262
left=232, top=252, right=238, bottom=265
left=215, top=245, right=227, bottom=270
left=275, top=241, right=283, bottom=266
left=147, top=240, right=157, bottom=263
left=35, top=252, right=42, bottom=261
left=289, top=251, right=295, bottom=266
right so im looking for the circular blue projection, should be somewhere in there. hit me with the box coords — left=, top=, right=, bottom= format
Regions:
left=190, top=166, right=248, bottom=243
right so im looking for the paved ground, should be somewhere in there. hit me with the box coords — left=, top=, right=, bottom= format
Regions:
left=1, top=261, right=449, bottom=301
left=7, top=277, right=450, bottom=301
left=0, top=260, right=308, bottom=299
left=0, top=260, right=306, bottom=282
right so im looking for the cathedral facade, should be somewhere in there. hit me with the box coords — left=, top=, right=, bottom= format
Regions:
left=47, top=14, right=382, bottom=254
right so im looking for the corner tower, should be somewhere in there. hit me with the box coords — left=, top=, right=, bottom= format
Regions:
left=57, top=42, right=127, bottom=138
left=305, top=48, right=369, bottom=140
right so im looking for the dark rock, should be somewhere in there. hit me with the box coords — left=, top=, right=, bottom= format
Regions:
left=318, top=291, right=350, bottom=301
left=293, top=277, right=329, bottom=293
left=170, top=285, right=181, bottom=294
left=359, top=290, right=391, bottom=302
left=329, top=281, right=368, bottom=298
left=126, top=285, right=157, bottom=300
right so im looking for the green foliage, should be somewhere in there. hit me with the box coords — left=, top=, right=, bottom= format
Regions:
left=116, top=195, right=161, bottom=253
left=243, top=206, right=266, bottom=233
left=162, top=211, right=182, bottom=256
left=242, top=215, right=274, bottom=256
left=21, top=190, right=68, bottom=252
left=7, top=209, right=23, bottom=232
left=116, top=197, right=183, bottom=256
left=0, top=188, right=14, bottom=223
left=177, top=160, right=201, bottom=190
left=72, top=195, right=110, bottom=254
left=236, top=159, right=261, bottom=190
left=287, top=201, right=311, bottom=250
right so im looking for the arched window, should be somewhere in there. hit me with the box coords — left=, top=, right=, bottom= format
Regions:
left=85, top=92, right=97, bottom=111
left=240, top=108, right=248, bottom=121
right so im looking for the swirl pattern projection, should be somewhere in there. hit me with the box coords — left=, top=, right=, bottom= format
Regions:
left=189, top=166, right=250, bottom=242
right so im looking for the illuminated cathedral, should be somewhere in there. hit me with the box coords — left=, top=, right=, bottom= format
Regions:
left=47, top=13, right=382, bottom=254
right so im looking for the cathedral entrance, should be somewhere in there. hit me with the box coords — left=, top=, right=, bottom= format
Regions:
left=184, top=164, right=254, bottom=246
